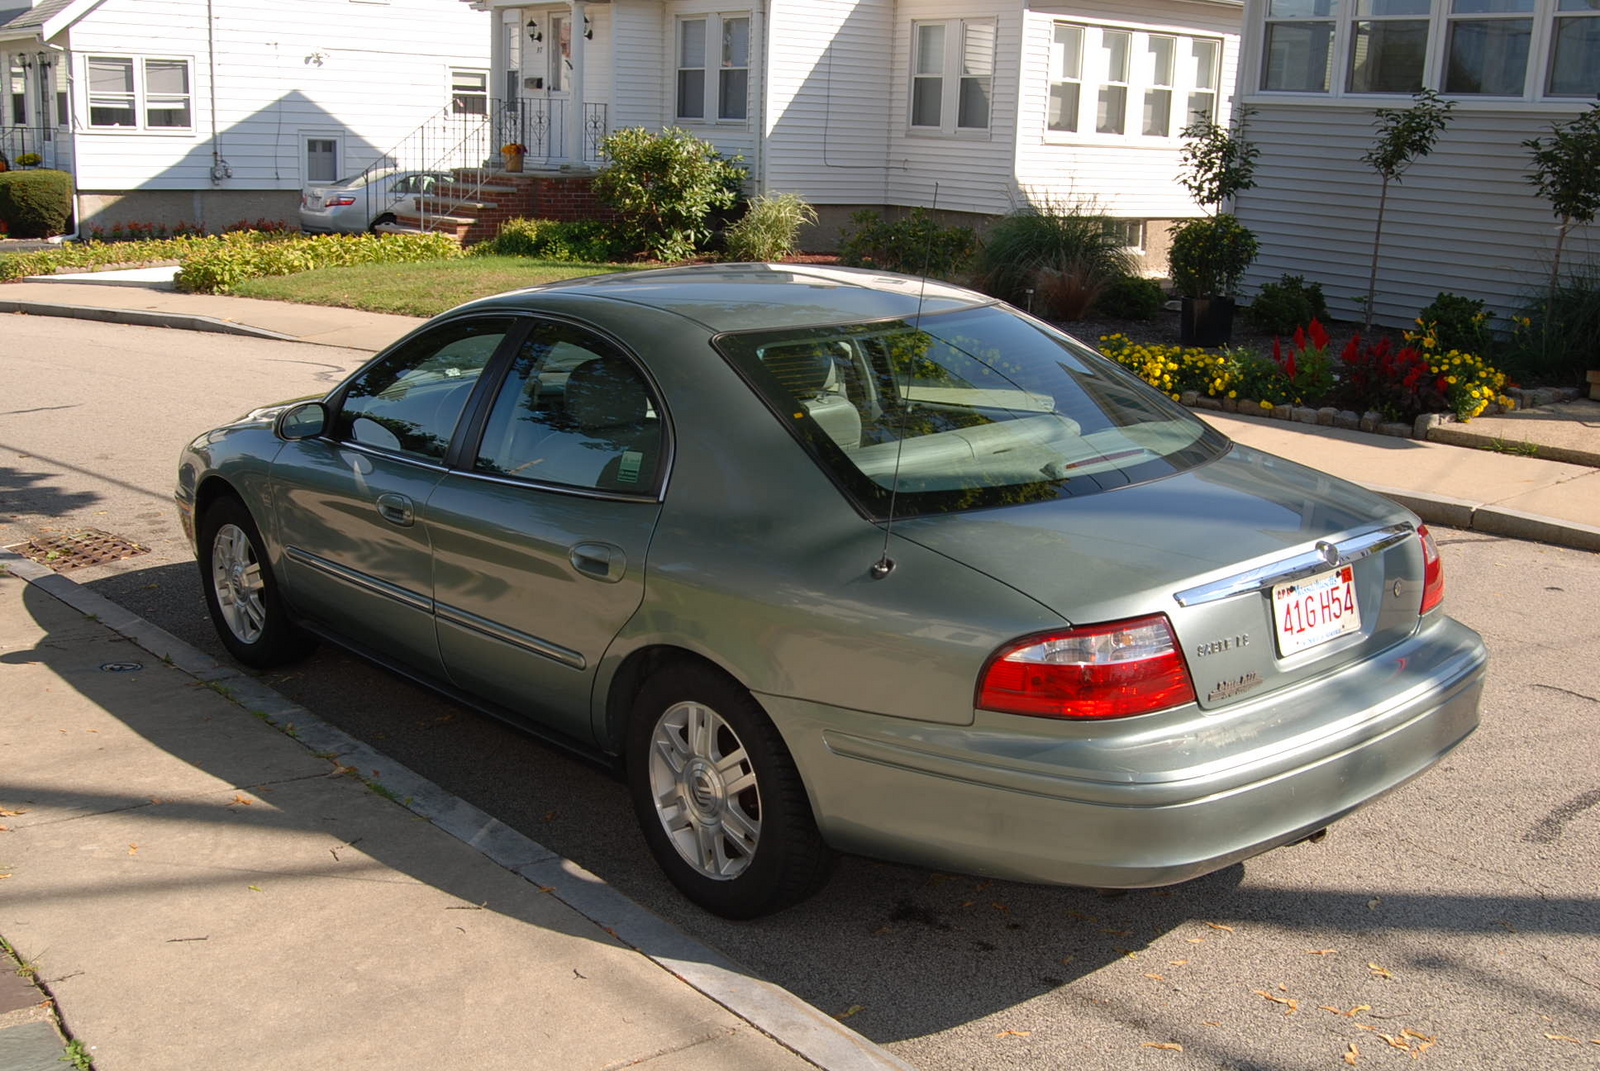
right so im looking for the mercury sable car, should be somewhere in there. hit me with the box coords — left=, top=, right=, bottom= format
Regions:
left=175, top=264, right=1487, bottom=918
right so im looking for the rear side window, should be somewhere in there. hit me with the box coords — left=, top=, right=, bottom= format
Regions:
left=333, top=317, right=511, bottom=461
left=718, top=306, right=1227, bottom=517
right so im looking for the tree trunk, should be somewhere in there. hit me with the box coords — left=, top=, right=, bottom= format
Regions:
left=1365, top=177, right=1390, bottom=332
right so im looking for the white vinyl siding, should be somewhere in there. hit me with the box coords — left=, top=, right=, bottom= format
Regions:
left=1233, top=103, right=1594, bottom=324
left=65, top=0, right=485, bottom=191
left=1254, top=0, right=1599, bottom=98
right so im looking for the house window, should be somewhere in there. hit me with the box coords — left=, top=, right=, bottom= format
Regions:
left=86, top=55, right=192, bottom=130
left=910, top=18, right=995, bottom=133
left=9, top=59, right=25, bottom=125
left=1444, top=0, right=1534, bottom=95
left=306, top=137, right=339, bottom=182
left=677, top=13, right=750, bottom=122
left=451, top=69, right=488, bottom=115
left=1549, top=0, right=1600, bottom=95
left=721, top=16, right=750, bottom=120
left=1259, top=0, right=1597, bottom=98
left=1049, top=24, right=1083, bottom=132
left=1263, top=0, right=1337, bottom=92
left=1050, top=23, right=1224, bottom=139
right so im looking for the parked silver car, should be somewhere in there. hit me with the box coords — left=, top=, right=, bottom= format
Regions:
left=176, top=264, right=1487, bottom=918
left=298, top=168, right=452, bottom=234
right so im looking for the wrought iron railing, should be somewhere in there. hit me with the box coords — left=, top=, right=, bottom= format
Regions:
left=0, top=125, right=66, bottom=170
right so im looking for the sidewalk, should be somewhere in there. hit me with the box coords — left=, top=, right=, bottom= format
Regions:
left=2, top=271, right=1597, bottom=552
left=0, top=558, right=910, bottom=1071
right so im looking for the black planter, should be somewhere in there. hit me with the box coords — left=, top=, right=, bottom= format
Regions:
left=1179, top=296, right=1235, bottom=347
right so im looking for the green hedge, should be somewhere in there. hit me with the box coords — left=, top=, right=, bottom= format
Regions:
left=174, top=231, right=462, bottom=293
left=0, top=169, right=74, bottom=238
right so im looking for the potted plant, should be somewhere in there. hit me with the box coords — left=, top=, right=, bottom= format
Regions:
left=500, top=142, right=528, bottom=173
left=1170, top=114, right=1260, bottom=346
left=15, top=152, right=42, bottom=169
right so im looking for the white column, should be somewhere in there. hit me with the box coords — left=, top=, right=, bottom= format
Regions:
left=567, top=0, right=586, bottom=162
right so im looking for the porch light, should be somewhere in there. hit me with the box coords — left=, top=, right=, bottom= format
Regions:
left=526, top=18, right=541, bottom=42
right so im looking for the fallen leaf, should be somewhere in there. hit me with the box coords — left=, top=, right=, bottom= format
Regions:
left=1206, top=922, right=1235, bottom=932
left=1142, top=1042, right=1183, bottom=1051
left=995, top=1030, right=1032, bottom=1038
left=1115, top=948, right=1138, bottom=958
left=1402, top=1030, right=1435, bottom=1042
left=1319, top=1004, right=1372, bottom=1018
left=127, top=843, right=138, bottom=855
left=1059, top=955, right=1076, bottom=965
left=1201, top=1020, right=1221, bottom=1026
left=1306, top=948, right=1337, bottom=955
left=1369, top=962, right=1394, bottom=979
left=1496, top=919, right=1517, bottom=932
left=1367, top=897, right=1382, bottom=910
left=1169, top=959, right=1189, bottom=966
left=1067, top=910, right=1099, bottom=922
left=1545, top=1034, right=1582, bottom=1043
left=1344, top=1042, right=1360, bottom=1065
left=873, top=925, right=893, bottom=935
left=0, top=826, right=9, bottom=833
left=229, top=794, right=253, bottom=806
left=1252, top=989, right=1299, bottom=1015
left=0, top=874, right=12, bottom=880
left=992, top=902, right=1010, bottom=913
left=836, top=1005, right=866, bottom=1020
left=1101, top=927, right=1131, bottom=936
left=247, top=884, right=262, bottom=891
left=961, top=900, right=975, bottom=907
left=1356, top=1024, right=1377, bottom=1032
left=1144, top=973, right=1166, bottom=980
left=1378, top=1033, right=1411, bottom=1051
left=1187, top=938, right=1207, bottom=944
left=0, top=808, right=26, bottom=817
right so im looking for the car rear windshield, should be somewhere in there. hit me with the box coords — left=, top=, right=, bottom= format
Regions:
left=717, top=305, right=1229, bottom=518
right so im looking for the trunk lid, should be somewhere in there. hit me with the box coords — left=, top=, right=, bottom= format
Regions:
left=894, top=445, right=1429, bottom=710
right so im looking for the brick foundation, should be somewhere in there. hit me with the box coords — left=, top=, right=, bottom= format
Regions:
left=395, top=169, right=609, bottom=245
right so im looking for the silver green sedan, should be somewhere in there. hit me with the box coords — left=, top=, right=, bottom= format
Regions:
left=175, top=264, right=1487, bottom=918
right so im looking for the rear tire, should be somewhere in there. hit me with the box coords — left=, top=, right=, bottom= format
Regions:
left=198, top=495, right=315, bottom=669
left=369, top=213, right=397, bottom=233
left=627, top=663, right=834, bottom=919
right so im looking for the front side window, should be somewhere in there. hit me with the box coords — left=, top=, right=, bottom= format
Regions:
left=451, top=69, right=488, bottom=115
left=721, top=16, right=750, bottom=119
left=474, top=324, right=663, bottom=493
left=334, top=318, right=510, bottom=462
left=719, top=306, right=1226, bottom=518
left=910, top=19, right=995, bottom=133
left=86, top=55, right=192, bottom=130
left=677, top=17, right=707, bottom=119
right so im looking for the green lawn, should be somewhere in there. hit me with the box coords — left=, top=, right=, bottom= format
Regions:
left=233, top=256, right=636, bottom=318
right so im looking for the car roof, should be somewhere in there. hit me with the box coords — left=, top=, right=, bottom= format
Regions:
left=454, top=263, right=996, bottom=334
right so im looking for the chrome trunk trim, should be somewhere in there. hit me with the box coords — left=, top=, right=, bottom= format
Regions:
left=1173, top=523, right=1414, bottom=608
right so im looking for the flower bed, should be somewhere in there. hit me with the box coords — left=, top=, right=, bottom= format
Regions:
left=1097, top=318, right=1515, bottom=432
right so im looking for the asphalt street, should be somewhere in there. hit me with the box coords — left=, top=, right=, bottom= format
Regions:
left=3, top=316, right=1597, bottom=1070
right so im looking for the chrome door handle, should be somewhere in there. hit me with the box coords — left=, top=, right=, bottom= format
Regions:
left=570, top=541, right=625, bottom=582
left=376, top=493, right=415, bottom=527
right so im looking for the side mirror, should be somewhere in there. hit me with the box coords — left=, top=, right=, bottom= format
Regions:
left=276, top=401, right=328, bottom=441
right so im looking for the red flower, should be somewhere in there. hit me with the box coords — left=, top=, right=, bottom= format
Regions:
left=1293, top=325, right=1307, bottom=351
left=1308, top=318, right=1329, bottom=350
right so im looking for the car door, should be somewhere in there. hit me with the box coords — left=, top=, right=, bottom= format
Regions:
left=427, top=320, right=667, bottom=745
left=271, top=316, right=517, bottom=676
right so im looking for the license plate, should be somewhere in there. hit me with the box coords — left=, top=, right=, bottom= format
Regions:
left=1272, top=565, right=1359, bottom=656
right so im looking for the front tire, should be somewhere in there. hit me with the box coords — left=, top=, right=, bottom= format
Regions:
left=627, top=664, right=834, bottom=919
left=198, top=495, right=315, bottom=669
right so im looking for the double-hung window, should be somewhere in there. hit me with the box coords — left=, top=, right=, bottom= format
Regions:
left=451, top=69, right=488, bottom=115
left=1259, top=0, right=1599, bottom=98
left=910, top=19, right=995, bottom=133
left=1050, top=23, right=1224, bottom=139
left=676, top=13, right=751, bottom=122
left=87, top=55, right=192, bottom=130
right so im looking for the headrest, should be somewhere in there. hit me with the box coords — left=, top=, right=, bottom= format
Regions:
left=761, top=343, right=841, bottom=399
left=564, top=357, right=648, bottom=431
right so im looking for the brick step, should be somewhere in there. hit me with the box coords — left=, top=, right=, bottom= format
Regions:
left=415, top=195, right=498, bottom=215
left=390, top=213, right=473, bottom=241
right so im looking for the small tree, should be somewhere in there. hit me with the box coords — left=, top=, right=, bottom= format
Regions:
left=592, top=126, right=745, bottom=262
left=1176, top=111, right=1260, bottom=215
left=1361, top=89, right=1454, bottom=329
left=1524, top=103, right=1600, bottom=294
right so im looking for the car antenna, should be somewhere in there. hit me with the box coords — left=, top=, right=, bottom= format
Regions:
left=871, top=183, right=940, bottom=581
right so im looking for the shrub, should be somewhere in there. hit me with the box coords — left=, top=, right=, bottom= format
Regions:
left=1168, top=214, right=1257, bottom=298
left=1093, top=275, right=1166, bottom=320
left=1417, top=292, right=1493, bottom=358
left=722, top=193, right=817, bottom=262
left=592, top=126, right=746, bottom=261
left=174, top=231, right=461, bottom=294
left=837, top=208, right=976, bottom=279
left=974, top=202, right=1136, bottom=319
left=1503, top=263, right=1600, bottom=386
left=0, top=168, right=73, bottom=238
left=472, top=217, right=621, bottom=262
left=0, top=235, right=215, bottom=282
left=1248, top=274, right=1329, bottom=335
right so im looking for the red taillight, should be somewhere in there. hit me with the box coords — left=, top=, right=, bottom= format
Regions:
left=978, top=614, right=1196, bottom=720
left=325, top=196, right=356, bottom=207
left=1418, top=525, right=1445, bottom=614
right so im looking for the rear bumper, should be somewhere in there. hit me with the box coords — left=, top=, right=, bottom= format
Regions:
left=762, top=615, right=1485, bottom=888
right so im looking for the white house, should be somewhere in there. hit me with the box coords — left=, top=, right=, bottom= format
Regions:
left=460, top=0, right=1243, bottom=264
left=1232, top=0, right=1599, bottom=327
left=0, top=0, right=487, bottom=231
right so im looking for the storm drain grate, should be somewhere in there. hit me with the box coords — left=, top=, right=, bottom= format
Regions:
left=6, top=528, right=150, bottom=572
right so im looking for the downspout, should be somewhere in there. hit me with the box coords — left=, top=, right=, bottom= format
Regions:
left=753, top=0, right=769, bottom=195
left=43, top=41, right=79, bottom=243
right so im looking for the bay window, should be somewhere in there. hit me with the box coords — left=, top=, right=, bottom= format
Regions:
left=1049, top=22, right=1224, bottom=139
left=1349, top=0, right=1431, bottom=93
left=1263, top=0, right=1336, bottom=91
left=1445, top=0, right=1535, bottom=94
left=1549, top=0, right=1600, bottom=95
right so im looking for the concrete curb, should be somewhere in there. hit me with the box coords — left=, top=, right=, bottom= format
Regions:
left=0, top=298, right=299, bottom=342
left=1367, top=486, right=1600, bottom=553
left=0, top=552, right=914, bottom=1071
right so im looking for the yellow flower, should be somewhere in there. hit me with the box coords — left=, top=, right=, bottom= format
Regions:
left=1228, top=390, right=1237, bottom=399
